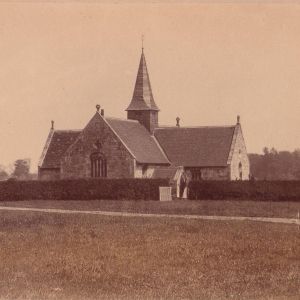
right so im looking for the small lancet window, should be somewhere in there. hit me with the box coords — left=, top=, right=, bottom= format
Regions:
left=238, top=162, right=243, bottom=180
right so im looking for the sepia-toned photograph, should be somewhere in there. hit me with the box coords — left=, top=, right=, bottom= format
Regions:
left=0, top=1, right=299, bottom=299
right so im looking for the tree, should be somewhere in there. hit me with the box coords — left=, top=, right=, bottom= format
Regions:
left=12, top=159, right=30, bottom=180
left=270, top=147, right=278, bottom=155
left=0, top=165, right=8, bottom=181
left=263, top=147, right=269, bottom=156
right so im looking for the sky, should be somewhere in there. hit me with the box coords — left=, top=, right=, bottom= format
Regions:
left=0, top=1, right=300, bottom=172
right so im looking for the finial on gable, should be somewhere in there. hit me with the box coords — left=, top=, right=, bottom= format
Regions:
left=176, top=117, right=180, bottom=127
left=51, top=120, right=54, bottom=130
left=237, top=115, right=240, bottom=124
left=96, top=104, right=100, bottom=112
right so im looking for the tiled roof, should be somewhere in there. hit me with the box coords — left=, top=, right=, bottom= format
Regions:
left=40, top=119, right=235, bottom=169
left=106, top=117, right=169, bottom=164
left=126, top=51, right=159, bottom=111
left=154, top=126, right=236, bottom=167
left=40, top=130, right=81, bottom=168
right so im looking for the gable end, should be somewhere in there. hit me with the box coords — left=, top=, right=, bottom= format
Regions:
left=38, top=128, right=55, bottom=168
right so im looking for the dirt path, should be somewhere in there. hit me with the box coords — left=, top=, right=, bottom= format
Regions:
left=0, top=205, right=299, bottom=225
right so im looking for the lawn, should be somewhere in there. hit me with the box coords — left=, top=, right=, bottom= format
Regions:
left=1, top=199, right=300, bottom=219
left=0, top=211, right=299, bottom=299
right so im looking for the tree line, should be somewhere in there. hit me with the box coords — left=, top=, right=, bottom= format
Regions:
left=249, top=148, right=300, bottom=180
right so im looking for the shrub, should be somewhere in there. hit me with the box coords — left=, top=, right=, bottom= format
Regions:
left=0, top=178, right=169, bottom=201
left=188, top=180, right=300, bottom=202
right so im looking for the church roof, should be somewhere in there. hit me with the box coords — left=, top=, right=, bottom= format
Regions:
left=106, top=117, right=169, bottom=164
left=126, top=50, right=159, bottom=111
left=39, top=117, right=170, bottom=169
left=39, top=130, right=81, bottom=168
left=154, top=126, right=236, bottom=167
left=39, top=120, right=236, bottom=169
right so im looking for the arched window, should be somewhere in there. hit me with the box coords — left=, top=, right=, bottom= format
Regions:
left=90, top=152, right=107, bottom=178
left=238, top=162, right=243, bottom=180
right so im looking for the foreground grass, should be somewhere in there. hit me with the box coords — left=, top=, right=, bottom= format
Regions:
left=0, top=211, right=299, bottom=299
left=1, top=199, right=300, bottom=219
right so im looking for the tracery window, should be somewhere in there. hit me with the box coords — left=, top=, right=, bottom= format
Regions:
left=90, top=152, right=107, bottom=178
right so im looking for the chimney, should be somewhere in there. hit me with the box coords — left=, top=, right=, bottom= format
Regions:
left=176, top=117, right=180, bottom=127
left=237, top=115, right=240, bottom=125
left=101, top=109, right=104, bottom=116
left=51, top=120, right=54, bottom=130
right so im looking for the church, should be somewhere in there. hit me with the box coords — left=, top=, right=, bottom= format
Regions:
left=38, top=48, right=250, bottom=182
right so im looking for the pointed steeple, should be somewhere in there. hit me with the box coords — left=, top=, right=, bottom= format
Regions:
left=126, top=50, right=159, bottom=111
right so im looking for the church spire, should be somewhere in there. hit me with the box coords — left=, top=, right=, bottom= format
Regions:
left=126, top=48, right=159, bottom=111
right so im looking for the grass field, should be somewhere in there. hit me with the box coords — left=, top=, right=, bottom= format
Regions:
left=0, top=210, right=299, bottom=299
left=1, top=199, right=300, bottom=219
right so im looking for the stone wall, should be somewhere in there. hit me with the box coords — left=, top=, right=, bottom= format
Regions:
left=201, top=167, right=230, bottom=180
left=228, top=124, right=250, bottom=180
left=38, top=168, right=60, bottom=180
left=186, top=167, right=230, bottom=181
left=134, top=164, right=158, bottom=178
left=149, top=165, right=229, bottom=181
left=61, top=113, right=135, bottom=179
left=127, top=110, right=158, bottom=133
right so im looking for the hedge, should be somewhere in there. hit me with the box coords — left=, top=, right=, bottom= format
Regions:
left=188, top=180, right=300, bottom=202
left=0, top=178, right=169, bottom=201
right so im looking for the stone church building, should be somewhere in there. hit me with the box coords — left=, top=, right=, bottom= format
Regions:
left=38, top=49, right=250, bottom=181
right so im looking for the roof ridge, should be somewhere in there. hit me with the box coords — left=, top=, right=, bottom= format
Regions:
left=54, top=129, right=82, bottom=133
left=106, top=117, right=139, bottom=123
left=156, top=125, right=236, bottom=130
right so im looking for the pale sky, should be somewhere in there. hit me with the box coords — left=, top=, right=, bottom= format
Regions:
left=0, top=2, right=300, bottom=172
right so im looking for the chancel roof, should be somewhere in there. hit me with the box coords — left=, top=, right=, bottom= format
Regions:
left=154, top=126, right=236, bottom=167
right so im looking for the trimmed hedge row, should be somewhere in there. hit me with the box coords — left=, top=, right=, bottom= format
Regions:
left=2, top=179, right=299, bottom=202
left=0, top=178, right=169, bottom=201
left=189, top=180, right=300, bottom=201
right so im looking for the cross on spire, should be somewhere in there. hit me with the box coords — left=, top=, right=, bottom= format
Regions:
left=141, top=34, right=144, bottom=52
